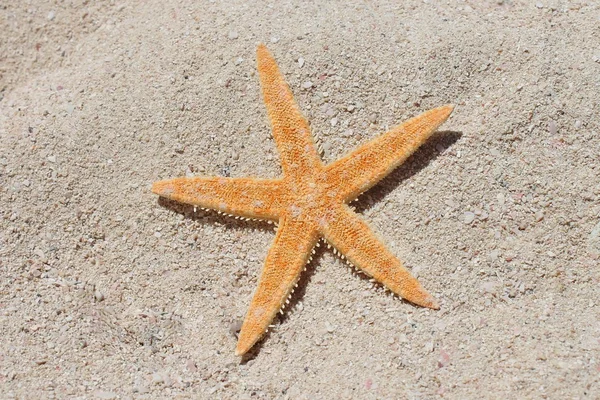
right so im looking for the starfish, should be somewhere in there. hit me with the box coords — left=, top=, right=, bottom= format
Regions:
left=152, top=44, right=454, bottom=355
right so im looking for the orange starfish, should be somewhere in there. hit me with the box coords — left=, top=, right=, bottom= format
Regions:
left=152, top=44, right=454, bottom=355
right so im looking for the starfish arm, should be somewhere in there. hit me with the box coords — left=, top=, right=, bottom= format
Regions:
left=324, top=105, right=454, bottom=202
left=152, top=177, right=284, bottom=220
left=236, top=216, right=319, bottom=355
left=257, top=44, right=322, bottom=180
left=320, top=205, right=439, bottom=309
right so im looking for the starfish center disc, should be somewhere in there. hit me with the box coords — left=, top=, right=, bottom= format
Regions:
left=284, top=174, right=339, bottom=222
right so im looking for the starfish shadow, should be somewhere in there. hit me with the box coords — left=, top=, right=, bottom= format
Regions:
left=352, top=130, right=462, bottom=213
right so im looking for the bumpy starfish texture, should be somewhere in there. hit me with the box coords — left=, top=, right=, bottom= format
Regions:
left=152, top=44, right=454, bottom=356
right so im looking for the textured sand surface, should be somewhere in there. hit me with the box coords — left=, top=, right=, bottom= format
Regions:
left=1, top=1, right=599, bottom=398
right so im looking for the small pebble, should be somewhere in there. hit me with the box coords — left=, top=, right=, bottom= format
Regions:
left=497, top=193, right=505, bottom=206
left=302, top=81, right=313, bottom=89
left=47, top=11, right=55, bottom=20
left=535, top=210, right=544, bottom=222
left=186, top=359, right=198, bottom=372
left=94, top=290, right=105, bottom=302
left=438, top=349, right=451, bottom=368
left=325, top=321, right=336, bottom=333
left=92, top=390, right=118, bottom=400
left=229, top=320, right=243, bottom=337
left=481, top=281, right=499, bottom=294
left=330, top=117, right=338, bottom=127
left=228, top=31, right=239, bottom=40
left=518, top=221, right=528, bottom=230
left=548, top=120, right=557, bottom=135
left=270, top=37, right=279, bottom=43
left=463, top=211, right=475, bottom=224
left=152, top=372, right=164, bottom=384
left=132, top=384, right=148, bottom=394
left=346, top=104, right=355, bottom=112
left=47, top=155, right=56, bottom=163
left=29, top=265, right=42, bottom=279
left=425, top=341, right=435, bottom=353
left=298, top=57, right=305, bottom=68
left=34, top=248, right=45, bottom=259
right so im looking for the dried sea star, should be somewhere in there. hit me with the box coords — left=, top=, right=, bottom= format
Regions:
left=152, top=44, right=454, bottom=355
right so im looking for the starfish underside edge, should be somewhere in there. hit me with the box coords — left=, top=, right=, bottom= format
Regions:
left=152, top=44, right=454, bottom=355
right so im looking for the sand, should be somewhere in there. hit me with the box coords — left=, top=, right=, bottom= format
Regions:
left=1, top=1, right=599, bottom=398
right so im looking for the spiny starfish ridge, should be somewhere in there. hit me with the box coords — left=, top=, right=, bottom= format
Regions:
left=152, top=44, right=454, bottom=355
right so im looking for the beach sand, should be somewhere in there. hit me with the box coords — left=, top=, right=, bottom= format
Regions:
left=1, top=1, right=599, bottom=398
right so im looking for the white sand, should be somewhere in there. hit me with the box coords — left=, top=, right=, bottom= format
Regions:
left=1, top=1, right=599, bottom=398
